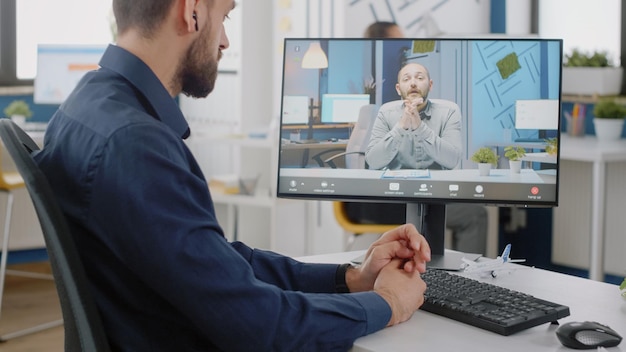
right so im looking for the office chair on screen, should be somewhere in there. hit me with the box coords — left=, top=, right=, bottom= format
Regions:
left=312, top=104, right=378, bottom=169
left=0, top=119, right=111, bottom=351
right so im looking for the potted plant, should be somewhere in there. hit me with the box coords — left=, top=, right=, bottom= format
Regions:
left=544, top=137, right=558, bottom=156
left=3, top=100, right=33, bottom=127
left=504, top=146, right=526, bottom=174
left=592, top=98, right=626, bottom=141
left=562, top=49, right=622, bottom=96
left=621, top=277, right=626, bottom=299
left=471, top=147, right=498, bottom=176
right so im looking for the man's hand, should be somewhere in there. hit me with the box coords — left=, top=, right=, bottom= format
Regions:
left=399, top=97, right=424, bottom=130
left=374, top=258, right=427, bottom=326
left=346, top=224, right=430, bottom=293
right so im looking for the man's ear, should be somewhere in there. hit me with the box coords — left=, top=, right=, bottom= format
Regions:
left=182, top=0, right=198, bottom=33
left=395, top=83, right=401, bottom=96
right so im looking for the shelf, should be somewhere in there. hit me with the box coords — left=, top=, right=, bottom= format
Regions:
left=562, top=94, right=626, bottom=104
left=190, top=132, right=275, bottom=149
left=209, top=187, right=274, bottom=207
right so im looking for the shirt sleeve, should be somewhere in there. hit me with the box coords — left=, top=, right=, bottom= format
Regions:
left=365, top=105, right=404, bottom=170
left=91, top=123, right=391, bottom=351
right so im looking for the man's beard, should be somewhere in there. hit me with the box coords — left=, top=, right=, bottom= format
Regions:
left=402, top=89, right=428, bottom=101
left=178, top=39, right=220, bottom=98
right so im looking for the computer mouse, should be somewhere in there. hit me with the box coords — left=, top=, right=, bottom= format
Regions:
left=556, top=321, right=622, bottom=349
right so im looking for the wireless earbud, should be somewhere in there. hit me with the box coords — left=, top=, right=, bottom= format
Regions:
left=192, top=12, right=198, bottom=32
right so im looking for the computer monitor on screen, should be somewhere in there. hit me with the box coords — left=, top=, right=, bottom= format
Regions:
left=277, top=38, right=562, bottom=270
left=281, top=95, right=311, bottom=125
left=321, top=94, right=371, bottom=124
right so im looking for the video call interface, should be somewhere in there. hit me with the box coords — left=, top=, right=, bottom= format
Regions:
left=277, top=38, right=563, bottom=207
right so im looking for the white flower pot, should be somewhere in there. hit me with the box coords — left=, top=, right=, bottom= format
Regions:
left=509, top=160, right=522, bottom=174
left=562, top=67, right=623, bottom=96
left=10, top=114, right=26, bottom=127
left=478, top=163, right=492, bottom=176
left=593, top=118, right=625, bottom=141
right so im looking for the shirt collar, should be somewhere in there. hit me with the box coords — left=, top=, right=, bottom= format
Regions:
left=419, top=99, right=432, bottom=120
left=98, top=44, right=190, bottom=139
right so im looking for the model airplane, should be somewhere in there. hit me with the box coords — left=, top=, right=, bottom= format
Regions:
left=462, top=244, right=526, bottom=278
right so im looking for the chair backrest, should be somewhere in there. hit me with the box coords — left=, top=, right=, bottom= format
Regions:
left=344, top=104, right=378, bottom=169
left=0, top=119, right=111, bottom=351
left=333, top=202, right=400, bottom=235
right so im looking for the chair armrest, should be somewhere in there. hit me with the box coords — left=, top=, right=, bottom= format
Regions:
left=310, top=148, right=345, bottom=168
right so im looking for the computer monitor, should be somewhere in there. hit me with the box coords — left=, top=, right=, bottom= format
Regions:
left=277, top=38, right=562, bottom=269
left=321, top=94, right=371, bottom=124
left=34, top=44, right=106, bottom=104
left=281, top=95, right=311, bottom=125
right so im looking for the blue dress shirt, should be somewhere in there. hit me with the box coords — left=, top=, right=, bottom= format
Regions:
left=34, top=45, right=391, bottom=351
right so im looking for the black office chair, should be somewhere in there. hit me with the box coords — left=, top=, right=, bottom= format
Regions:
left=0, top=119, right=111, bottom=351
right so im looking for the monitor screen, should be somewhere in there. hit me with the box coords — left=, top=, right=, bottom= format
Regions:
left=281, top=95, right=311, bottom=125
left=321, top=94, right=371, bottom=124
left=34, top=44, right=106, bottom=104
left=276, top=38, right=562, bottom=269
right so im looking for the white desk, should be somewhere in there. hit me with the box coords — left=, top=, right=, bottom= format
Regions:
left=297, top=251, right=625, bottom=352
left=560, top=135, right=626, bottom=281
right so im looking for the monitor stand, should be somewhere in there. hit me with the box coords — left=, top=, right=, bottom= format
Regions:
left=350, top=203, right=481, bottom=270
left=406, top=203, right=473, bottom=271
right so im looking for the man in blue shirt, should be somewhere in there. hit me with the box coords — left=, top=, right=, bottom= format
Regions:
left=34, top=1, right=431, bottom=351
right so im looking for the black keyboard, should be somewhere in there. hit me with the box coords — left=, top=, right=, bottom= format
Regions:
left=421, top=269, right=570, bottom=336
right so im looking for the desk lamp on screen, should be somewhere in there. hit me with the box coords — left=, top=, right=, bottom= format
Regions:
left=34, top=44, right=106, bottom=105
left=277, top=38, right=563, bottom=270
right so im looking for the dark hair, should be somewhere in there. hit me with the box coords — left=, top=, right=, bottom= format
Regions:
left=364, top=21, right=400, bottom=38
left=112, top=0, right=176, bottom=38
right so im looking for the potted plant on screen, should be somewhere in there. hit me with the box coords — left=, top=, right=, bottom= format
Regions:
left=471, top=147, right=498, bottom=176
left=504, top=146, right=526, bottom=174
left=544, top=137, right=558, bottom=156
left=592, top=98, right=626, bottom=141
left=3, top=100, right=33, bottom=127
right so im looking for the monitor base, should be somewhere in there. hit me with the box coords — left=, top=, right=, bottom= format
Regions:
left=427, top=251, right=481, bottom=271
left=350, top=250, right=481, bottom=271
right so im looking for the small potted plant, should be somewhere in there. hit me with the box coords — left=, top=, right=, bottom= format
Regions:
left=504, top=146, right=526, bottom=174
left=562, top=49, right=623, bottom=96
left=592, top=98, right=626, bottom=141
left=544, top=137, right=558, bottom=156
left=3, top=99, right=33, bottom=127
left=471, top=147, right=498, bottom=176
left=621, top=277, right=626, bottom=299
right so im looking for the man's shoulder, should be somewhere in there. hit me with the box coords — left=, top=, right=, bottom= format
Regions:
left=429, top=99, right=460, bottom=110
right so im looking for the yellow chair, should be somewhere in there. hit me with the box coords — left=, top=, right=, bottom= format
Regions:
left=333, top=202, right=402, bottom=249
left=0, top=136, right=61, bottom=341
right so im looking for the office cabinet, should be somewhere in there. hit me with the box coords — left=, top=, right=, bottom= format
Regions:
left=552, top=137, right=626, bottom=278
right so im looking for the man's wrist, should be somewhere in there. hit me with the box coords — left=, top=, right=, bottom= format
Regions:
left=335, top=263, right=356, bottom=293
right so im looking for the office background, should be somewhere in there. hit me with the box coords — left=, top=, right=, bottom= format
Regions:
left=0, top=0, right=625, bottom=284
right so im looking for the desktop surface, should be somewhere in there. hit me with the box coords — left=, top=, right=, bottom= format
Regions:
left=296, top=251, right=625, bottom=352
